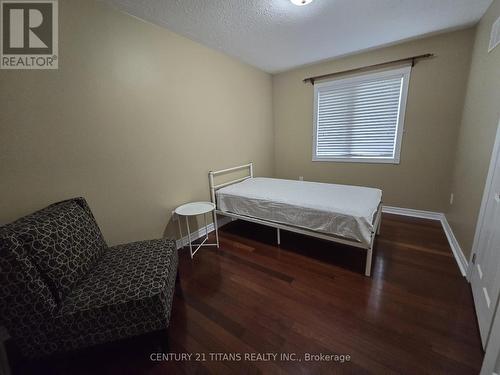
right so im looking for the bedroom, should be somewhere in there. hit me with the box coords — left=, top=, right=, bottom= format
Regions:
left=0, top=0, right=499, bottom=373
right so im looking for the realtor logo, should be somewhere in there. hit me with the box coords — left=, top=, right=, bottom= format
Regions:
left=1, top=0, right=58, bottom=69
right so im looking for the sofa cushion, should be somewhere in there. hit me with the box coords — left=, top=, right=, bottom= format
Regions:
left=56, top=239, right=178, bottom=351
left=11, top=198, right=107, bottom=303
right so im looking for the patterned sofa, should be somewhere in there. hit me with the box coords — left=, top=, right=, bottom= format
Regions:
left=0, top=197, right=178, bottom=359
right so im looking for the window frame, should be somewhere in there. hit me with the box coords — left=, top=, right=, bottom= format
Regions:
left=312, top=65, right=411, bottom=164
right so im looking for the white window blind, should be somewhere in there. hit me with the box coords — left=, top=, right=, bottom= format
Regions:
left=313, top=66, right=411, bottom=163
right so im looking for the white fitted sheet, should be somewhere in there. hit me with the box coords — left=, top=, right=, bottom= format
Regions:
left=216, top=177, right=382, bottom=246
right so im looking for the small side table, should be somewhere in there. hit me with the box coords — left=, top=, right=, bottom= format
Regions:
left=175, top=201, right=219, bottom=258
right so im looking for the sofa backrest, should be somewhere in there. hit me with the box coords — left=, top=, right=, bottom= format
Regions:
left=0, top=197, right=108, bottom=356
left=0, top=197, right=107, bottom=304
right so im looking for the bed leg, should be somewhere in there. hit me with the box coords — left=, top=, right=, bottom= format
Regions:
left=365, top=247, right=373, bottom=277
left=376, top=219, right=381, bottom=235
left=277, top=228, right=281, bottom=246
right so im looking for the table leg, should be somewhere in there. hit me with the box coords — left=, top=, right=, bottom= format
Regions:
left=186, top=216, right=193, bottom=259
left=178, top=216, right=183, bottom=249
left=213, top=210, right=219, bottom=248
left=204, top=212, right=208, bottom=240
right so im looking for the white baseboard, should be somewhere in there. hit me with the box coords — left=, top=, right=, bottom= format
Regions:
left=383, top=205, right=468, bottom=276
left=382, top=205, right=442, bottom=220
left=175, top=216, right=232, bottom=250
left=440, top=215, right=468, bottom=276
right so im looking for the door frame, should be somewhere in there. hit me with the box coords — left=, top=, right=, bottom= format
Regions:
left=468, top=119, right=500, bottom=282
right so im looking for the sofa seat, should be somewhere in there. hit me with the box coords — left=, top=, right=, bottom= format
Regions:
left=56, top=239, right=178, bottom=351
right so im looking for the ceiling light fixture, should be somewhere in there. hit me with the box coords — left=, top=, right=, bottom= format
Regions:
left=290, top=0, right=313, bottom=6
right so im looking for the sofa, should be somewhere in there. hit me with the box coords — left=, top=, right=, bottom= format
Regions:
left=0, top=197, right=178, bottom=359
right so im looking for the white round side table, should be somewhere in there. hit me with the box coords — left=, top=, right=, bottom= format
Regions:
left=175, top=201, right=219, bottom=258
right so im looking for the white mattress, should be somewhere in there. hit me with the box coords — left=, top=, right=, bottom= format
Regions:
left=216, top=177, right=382, bottom=246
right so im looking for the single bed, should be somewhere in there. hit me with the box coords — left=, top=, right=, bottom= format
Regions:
left=209, top=163, right=382, bottom=276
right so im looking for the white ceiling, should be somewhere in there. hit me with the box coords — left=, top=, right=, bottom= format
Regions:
left=103, top=0, right=493, bottom=73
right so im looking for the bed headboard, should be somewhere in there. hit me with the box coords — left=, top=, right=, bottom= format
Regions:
left=208, top=162, right=254, bottom=204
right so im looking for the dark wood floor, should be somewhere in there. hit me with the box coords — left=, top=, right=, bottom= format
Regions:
left=10, top=213, right=483, bottom=374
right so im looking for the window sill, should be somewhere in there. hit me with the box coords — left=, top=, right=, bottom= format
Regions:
left=312, top=157, right=400, bottom=164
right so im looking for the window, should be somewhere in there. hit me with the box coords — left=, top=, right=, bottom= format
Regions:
left=312, top=66, right=411, bottom=163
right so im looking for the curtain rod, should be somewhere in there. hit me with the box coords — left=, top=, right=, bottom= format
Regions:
left=303, top=53, right=434, bottom=84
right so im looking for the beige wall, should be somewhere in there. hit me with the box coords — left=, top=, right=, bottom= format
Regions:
left=273, top=29, right=475, bottom=212
left=447, top=0, right=500, bottom=258
left=0, top=0, right=274, bottom=245
left=1, top=0, right=495, bottom=259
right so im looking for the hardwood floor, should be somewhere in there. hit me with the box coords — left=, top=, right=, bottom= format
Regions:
left=10, top=213, right=483, bottom=374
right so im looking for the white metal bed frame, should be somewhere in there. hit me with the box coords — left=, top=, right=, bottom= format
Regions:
left=209, top=163, right=382, bottom=276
